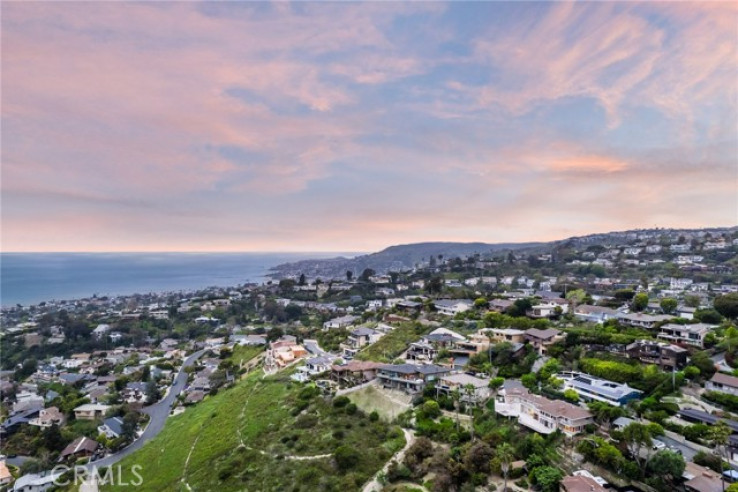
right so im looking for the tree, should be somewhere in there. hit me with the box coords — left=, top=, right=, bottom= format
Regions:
left=566, top=289, right=587, bottom=306
left=145, top=380, right=160, bottom=403
left=685, top=295, right=702, bottom=308
left=647, top=450, right=685, bottom=486
left=298, top=273, right=306, bottom=286
left=345, top=270, right=353, bottom=282
left=334, top=445, right=360, bottom=470
left=425, top=277, right=443, bottom=296
left=709, top=420, right=731, bottom=491
left=660, top=298, right=678, bottom=314
left=489, top=377, right=504, bottom=392
left=359, top=268, right=376, bottom=282
left=632, top=293, right=649, bottom=312
left=563, top=389, right=579, bottom=403
left=622, top=422, right=653, bottom=473
left=531, top=466, right=563, bottom=492
left=715, top=293, right=738, bottom=319
left=496, top=443, right=514, bottom=492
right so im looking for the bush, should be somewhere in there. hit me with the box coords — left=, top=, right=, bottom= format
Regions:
left=703, top=391, right=738, bottom=412
left=345, top=403, right=358, bottom=415
left=333, top=396, right=350, bottom=408
left=369, top=411, right=379, bottom=422
left=334, top=445, right=360, bottom=471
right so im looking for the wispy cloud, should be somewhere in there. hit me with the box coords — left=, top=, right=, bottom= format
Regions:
left=1, top=1, right=735, bottom=252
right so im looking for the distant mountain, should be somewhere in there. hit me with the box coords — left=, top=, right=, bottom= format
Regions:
left=269, top=241, right=542, bottom=279
left=268, top=226, right=737, bottom=280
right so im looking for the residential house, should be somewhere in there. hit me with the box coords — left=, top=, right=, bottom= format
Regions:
left=0, top=461, right=11, bottom=487
left=683, top=462, right=730, bottom=492
left=557, top=372, right=642, bottom=407
left=97, top=416, right=125, bottom=439
left=433, top=299, right=473, bottom=316
left=524, top=328, right=563, bottom=355
left=658, top=323, right=716, bottom=347
left=293, top=356, right=335, bottom=382
left=28, top=407, right=66, bottom=428
left=73, top=403, right=110, bottom=420
left=625, top=341, right=688, bottom=370
left=488, top=299, right=514, bottom=313
left=323, top=315, right=358, bottom=330
left=122, top=382, right=148, bottom=404
left=330, top=361, right=383, bottom=387
left=0, top=406, right=42, bottom=435
left=561, top=475, right=607, bottom=492
left=341, top=327, right=383, bottom=359
left=485, top=328, right=526, bottom=344
left=11, top=470, right=65, bottom=492
left=264, top=337, right=308, bottom=370
left=436, top=373, right=490, bottom=406
left=92, top=324, right=111, bottom=338
left=573, top=305, right=618, bottom=324
left=12, top=392, right=45, bottom=414
left=406, top=328, right=465, bottom=362
left=60, top=436, right=100, bottom=461
left=527, top=300, right=569, bottom=319
left=377, top=364, right=451, bottom=394
left=706, top=373, right=738, bottom=397
left=495, top=386, right=593, bottom=436
left=616, top=312, right=674, bottom=329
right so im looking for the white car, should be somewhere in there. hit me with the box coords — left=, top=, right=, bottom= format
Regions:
left=652, top=439, right=667, bottom=451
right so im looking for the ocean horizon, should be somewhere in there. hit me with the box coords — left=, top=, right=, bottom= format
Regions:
left=0, top=252, right=359, bottom=307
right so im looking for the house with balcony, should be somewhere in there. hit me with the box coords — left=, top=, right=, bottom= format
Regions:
left=527, top=300, right=569, bottom=319
left=433, top=299, right=473, bottom=316
left=377, top=364, right=451, bottom=394
left=557, top=372, right=642, bottom=407
left=616, top=312, right=674, bottom=329
left=625, top=340, right=688, bottom=370
left=341, top=327, right=383, bottom=360
left=658, top=323, right=715, bottom=348
left=485, top=328, right=526, bottom=344
left=28, top=407, right=66, bottom=428
left=573, top=305, right=618, bottom=324
left=494, top=386, right=593, bottom=436
left=406, top=328, right=466, bottom=362
left=330, top=361, right=384, bottom=387
left=436, top=373, right=490, bottom=406
left=524, top=328, right=563, bottom=355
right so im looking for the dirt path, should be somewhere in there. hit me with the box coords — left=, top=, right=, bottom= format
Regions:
left=362, top=428, right=416, bottom=492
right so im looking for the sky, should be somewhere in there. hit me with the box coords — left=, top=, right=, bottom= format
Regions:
left=2, top=1, right=737, bottom=253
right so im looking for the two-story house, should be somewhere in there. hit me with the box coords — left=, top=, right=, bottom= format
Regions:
left=495, top=386, right=593, bottom=436
left=658, top=323, right=716, bottom=348
left=377, top=364, right=451, bottom=394
left=625, top=340, right=688, bottom=370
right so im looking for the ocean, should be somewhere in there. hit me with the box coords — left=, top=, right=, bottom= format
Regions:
left=0, top=252, right=354, bottom=307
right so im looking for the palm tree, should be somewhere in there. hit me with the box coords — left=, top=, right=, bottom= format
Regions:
left=451, top=388, right=461, bottom=431
left=496, top=442, right=514, bottom=492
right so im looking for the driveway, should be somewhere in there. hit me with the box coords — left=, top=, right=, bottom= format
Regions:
left=85, top=349, right=206, bottom=470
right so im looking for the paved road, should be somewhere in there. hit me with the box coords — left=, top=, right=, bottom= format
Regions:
left=5, top=455, right=32, bottom=467
left=658, top=434, right=698, bottom=462
left=85, top=349, right=206, bottom=470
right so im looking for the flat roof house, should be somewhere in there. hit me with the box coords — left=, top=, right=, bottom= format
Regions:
left=73, top=403, right=110, bottom=421
left=433, top=299, right=473, bottom=316
left=377, top=364, right=451, bottom=395
left=436, top=373, right=490, bottom=406
left=557, top=372, right=642, bottom=407
left=658, top=323, right=716, bottom=348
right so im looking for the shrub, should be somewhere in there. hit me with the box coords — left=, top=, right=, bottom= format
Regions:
left=334, top=445, right=360, bottom=471
left=369, top=411, right=379, bottom=422
left=345, top=403, right=358, bottom=415
left=333, top=396, right=350, bottom=408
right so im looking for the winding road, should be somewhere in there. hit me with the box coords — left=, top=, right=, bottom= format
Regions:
left=85, top=349, right=206, bottom=470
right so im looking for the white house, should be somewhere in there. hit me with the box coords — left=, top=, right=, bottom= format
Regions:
left=433, top=299, right=473, bottom=316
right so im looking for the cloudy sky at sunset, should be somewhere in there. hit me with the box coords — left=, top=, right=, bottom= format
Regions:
left=2, top=1, right=737, bottom=252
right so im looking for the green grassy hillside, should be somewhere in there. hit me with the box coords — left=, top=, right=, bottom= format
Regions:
left=104, top=368, right=404, bottom=491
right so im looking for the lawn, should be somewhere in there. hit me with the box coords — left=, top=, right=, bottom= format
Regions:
left=104, top=367, right=404, bottom=491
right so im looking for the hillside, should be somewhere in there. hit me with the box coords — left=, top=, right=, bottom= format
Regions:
left=103, top=368, right=405, bottom=492
left=268, top=226, right=738, bottom=279
left=269, top=240, right=542, bottom=279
